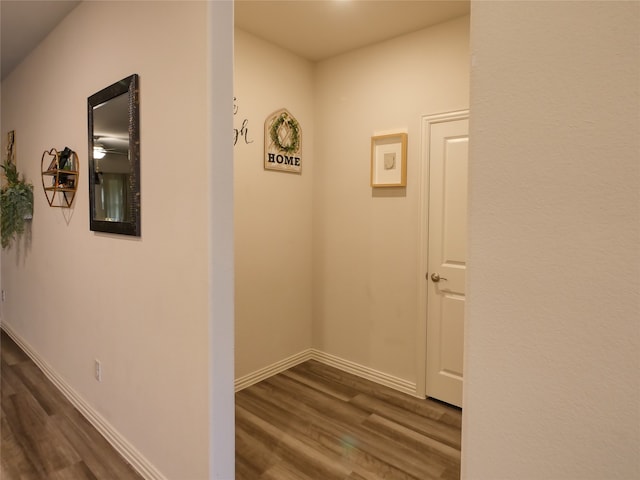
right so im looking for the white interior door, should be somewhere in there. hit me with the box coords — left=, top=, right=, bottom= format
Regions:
left=425, top=112, right=468, bottom=408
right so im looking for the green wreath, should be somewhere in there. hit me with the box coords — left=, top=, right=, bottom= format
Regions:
left=269, top=113, right=300, bottom=154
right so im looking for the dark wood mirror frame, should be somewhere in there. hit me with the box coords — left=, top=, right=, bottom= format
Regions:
left=88, top=74, right=140, bottom=236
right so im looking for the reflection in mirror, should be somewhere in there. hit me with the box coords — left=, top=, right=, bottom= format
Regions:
left=88, top=74, right=140, bottom=236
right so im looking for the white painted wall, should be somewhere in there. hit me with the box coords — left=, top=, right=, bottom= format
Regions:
left=1, top=2, right=211, bottom=478
left=233, top=28, right=314, bottom=379
left=463, top=1, right=640, bottom=478
left=208, top=2, right=235, bottom=478
left=313, top=16, right=469, bottom=383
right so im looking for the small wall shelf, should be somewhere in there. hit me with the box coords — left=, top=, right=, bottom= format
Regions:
left=41, top=148, right=79, bottom=208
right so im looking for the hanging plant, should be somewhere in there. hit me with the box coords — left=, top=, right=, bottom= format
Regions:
left=1, top=159, right=34, bottom=249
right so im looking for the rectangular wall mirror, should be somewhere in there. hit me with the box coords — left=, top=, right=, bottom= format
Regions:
left=88, top=74, right=140, bottom=236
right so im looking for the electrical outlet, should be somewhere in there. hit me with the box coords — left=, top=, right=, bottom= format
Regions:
left=94, top=359, right=102, bottom=382
left=1, top=290, right=5, bottom=302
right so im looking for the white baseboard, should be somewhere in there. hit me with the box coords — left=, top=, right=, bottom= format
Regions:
left=235, top=349, right=313, bottom=391
left=235, top=347, right=418, bottom=398
left=310, top=349, right=419, bottom=397
left=1, top=323, right=166, bottom=480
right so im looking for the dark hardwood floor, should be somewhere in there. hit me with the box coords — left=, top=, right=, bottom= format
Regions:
left=236, top=360, right=461, bottom=479
left=1, top=330, right=143, bottom=480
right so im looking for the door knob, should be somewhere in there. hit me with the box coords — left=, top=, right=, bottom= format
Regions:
left=430, top=272, right=447, bottom=282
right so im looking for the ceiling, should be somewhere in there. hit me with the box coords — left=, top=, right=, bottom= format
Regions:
left=1, top=0, right=81, bottom=80
left=1, top=0, right=469, bottom=80
left=235, top=0, right=470, bottom=61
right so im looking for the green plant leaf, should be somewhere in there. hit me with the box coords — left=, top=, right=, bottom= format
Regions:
left=1, top=159, right=34, bottom=248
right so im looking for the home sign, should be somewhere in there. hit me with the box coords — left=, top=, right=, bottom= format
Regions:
left=264, top=108, right=302, bottom=173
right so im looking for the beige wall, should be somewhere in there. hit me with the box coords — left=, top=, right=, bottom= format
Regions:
left=1, top=2, right=211, bottom=478
left=8, top=2, right=638, bottom=478
left=463, top=1, right=640, bottom=478
left=313, top=16, right=470, bottom=383
left=234, top=17, right=469, bottom=386
left=233, top=29, right=314, bottom=378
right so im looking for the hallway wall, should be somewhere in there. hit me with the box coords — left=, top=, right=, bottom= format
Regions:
left=313, top=16, right=470, bottom=383
left=233, top=29, right=314, bottom=379
left=463, top=2, right=640, bottom=478
left=0, top=2, right=211, bottom=478
left=234, top=16, right=469, bottom=387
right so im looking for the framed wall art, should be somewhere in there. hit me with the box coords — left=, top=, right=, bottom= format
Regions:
left=6, top=131, right=16, bottom=166
left=371, top=132, right=407, bottom=187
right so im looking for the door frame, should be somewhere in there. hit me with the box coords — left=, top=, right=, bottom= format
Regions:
left=416, top=109, right=470, bottom=398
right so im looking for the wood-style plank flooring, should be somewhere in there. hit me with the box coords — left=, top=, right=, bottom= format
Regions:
left=1, top=330, right=143, bottom=480
left=236, top=360, right=462, bottom=479
left=2, top=329, right=461, bottom=479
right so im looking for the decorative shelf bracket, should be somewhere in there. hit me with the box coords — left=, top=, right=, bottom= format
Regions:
left=41, top=148, right=79, bottom=208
